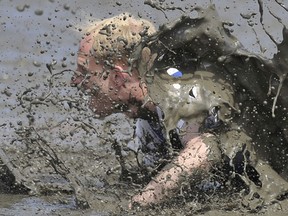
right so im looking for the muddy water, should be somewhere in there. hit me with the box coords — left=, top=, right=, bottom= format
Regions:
left=1, top=0, right=288, bottom=215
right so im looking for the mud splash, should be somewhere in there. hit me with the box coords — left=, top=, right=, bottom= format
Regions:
left=134, top=4, right=288, bottom=210
left=138, top=5, right=288, bottom=121
left=1, top=1, right=288, bottom=215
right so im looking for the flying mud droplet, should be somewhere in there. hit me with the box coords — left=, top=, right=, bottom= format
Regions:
left=63, top=4, right=70, bottom=10
left=240, top=12, right=257, bottom=19
left=34, top=9, right=44, bottom=16
left=28, top=72, right=34, bottom=77
left=2, top=88, right=12, bottom=97
left=16, top=4, right=30, bottom=12
left=33, top=61, right=41, bottom=67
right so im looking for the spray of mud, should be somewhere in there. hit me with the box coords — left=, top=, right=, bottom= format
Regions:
left=1, top=2, right=288, bottom=216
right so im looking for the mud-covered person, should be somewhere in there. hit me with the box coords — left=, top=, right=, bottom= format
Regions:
left=70, top=13, right=253, bottom=208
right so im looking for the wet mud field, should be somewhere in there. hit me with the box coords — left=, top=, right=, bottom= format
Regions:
left=1, top=0, right=288, bottom=215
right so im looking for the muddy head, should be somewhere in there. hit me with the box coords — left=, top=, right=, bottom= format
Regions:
left=148, top=69, right=237, bottom=132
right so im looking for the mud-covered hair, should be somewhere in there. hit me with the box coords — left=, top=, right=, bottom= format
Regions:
left=85, top=13, right=156, bottom=60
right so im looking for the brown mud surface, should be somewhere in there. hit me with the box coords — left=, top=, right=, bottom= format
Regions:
left=1, top=0, right=288, bottom=215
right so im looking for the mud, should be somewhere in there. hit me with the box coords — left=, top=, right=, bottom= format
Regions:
left=1, top=0, right=288, bottom=215
left=138, top=5, right=288, bottom=211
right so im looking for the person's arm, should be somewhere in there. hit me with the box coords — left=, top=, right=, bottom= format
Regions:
left=130, top=133, right=216, bottom=207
